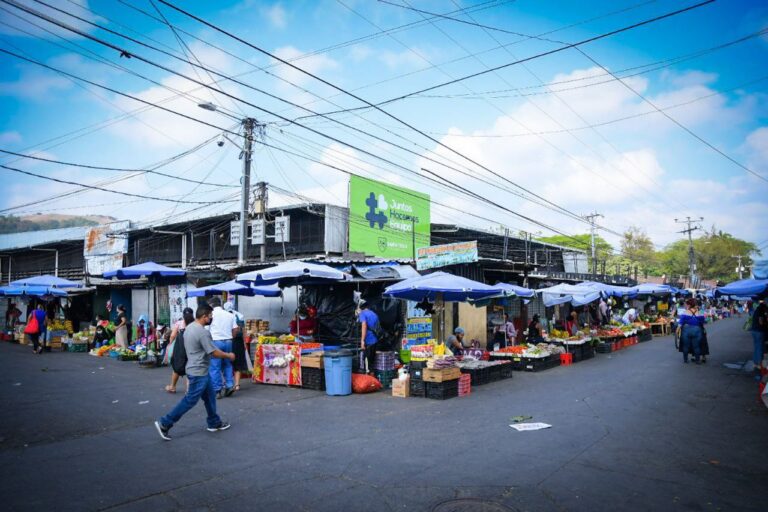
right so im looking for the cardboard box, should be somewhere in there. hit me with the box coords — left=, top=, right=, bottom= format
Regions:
left=301, top=352, right=324, bottom=369
left=423, top=367, right=462, bottom=383
left=392, top=376, right=410, bottom=398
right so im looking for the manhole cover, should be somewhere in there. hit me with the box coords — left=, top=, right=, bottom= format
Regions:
left=432, top=498, right=516, bottom=512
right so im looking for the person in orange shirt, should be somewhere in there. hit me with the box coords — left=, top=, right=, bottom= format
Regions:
left=290, top=305, right=317, bottom=337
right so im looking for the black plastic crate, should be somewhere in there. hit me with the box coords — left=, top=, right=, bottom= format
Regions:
left=488, top=364, right=503, bottom=382
left=499, top=362, right=514, bottom=379
left=409, top=378, right=426, bottom=397
left=572, top=346, right=595, bottom=363
left=409, top=360, right=427, bottom=370
left=595, top=343, right=612, bottom=353
left=519, top=355, right=561, bottom=372
left=374, top=370, right=398, bottom=390
left=460, top=367, right=488, bottom=386
left=425, top=380, right=459, bottom=400
left=301, top=367, right=326, bottom=391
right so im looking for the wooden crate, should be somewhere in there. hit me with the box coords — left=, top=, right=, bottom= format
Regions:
left=422, top=367, right=462, bottom=383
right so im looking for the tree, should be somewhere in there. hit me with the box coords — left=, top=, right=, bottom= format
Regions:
left=657, top=227, right=759, bottom=283
left=620, top=226, right=659, bottom=276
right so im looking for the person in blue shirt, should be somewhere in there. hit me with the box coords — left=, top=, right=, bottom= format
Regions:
left=357, top=300, right=380, bottom=374
left=677, top=298, right=706, bottom=364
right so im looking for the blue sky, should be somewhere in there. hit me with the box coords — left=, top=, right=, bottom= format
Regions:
left=0, top=0, right=767, bottom=252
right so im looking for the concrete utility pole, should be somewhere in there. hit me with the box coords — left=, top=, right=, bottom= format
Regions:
left=238, top=118, right=255, bottom=266
left=584, top=211, right=603, bottom=276
left=675, top=216, right=703, bottom=288
left=732, top=254, right=745, bottom=280
left=253, top=181, right=268, bottom=262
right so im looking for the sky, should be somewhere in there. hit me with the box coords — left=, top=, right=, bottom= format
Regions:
left=0, top=0, right=767, bottom=255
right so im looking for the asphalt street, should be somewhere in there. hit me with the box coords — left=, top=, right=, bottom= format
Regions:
left=0, top=317, right=765, bottom=512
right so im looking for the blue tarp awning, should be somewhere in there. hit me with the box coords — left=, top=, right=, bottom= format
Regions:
left=631, top=283, right=674, bottom=296
left=102, top=261, right=186, bottom=279
left=383, top=271, right=506, bottom=302
left=0, top=285, right=67, bottom=297
left=10, top=275, right=83, bottom=288
left=186, top=280, right=282, bottom=298
left=716, top=278, right=768, bottom=299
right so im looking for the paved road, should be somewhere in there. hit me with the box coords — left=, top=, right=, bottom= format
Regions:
left=0, top=318, right=765, bottom=512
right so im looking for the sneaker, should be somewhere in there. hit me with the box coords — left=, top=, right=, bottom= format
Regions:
left=206, top=421, right=231, bottom=432
left=216, top=390, right=224, bottom=399
left=224, top=387, right=235, bottom=397
left=154, top=421, right=172, bottom=441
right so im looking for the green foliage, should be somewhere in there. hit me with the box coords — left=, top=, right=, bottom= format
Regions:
left=0, top=215, right=99, bottom=234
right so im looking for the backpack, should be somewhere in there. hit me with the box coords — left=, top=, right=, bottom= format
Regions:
left=170, top=329, right=188, bottom=376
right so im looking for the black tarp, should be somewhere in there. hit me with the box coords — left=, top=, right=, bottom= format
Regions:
left=301, top=282, right=404, bottom=349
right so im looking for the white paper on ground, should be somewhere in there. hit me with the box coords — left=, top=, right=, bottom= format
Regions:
left=510, top=422, right=552, bottom=431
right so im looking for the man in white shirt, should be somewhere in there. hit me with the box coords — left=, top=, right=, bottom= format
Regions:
left=622, top=307, right=638, bottom=325
left=207, top=297, right=238, bottom=398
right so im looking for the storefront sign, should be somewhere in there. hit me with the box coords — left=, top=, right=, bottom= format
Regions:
left=251, top=219, right=265, bottom=245
left=416, top=241, right=478, bottom=270
left=230, top=221, right=240, bottom=246
left=84, top=221, right=129, bottom=275
left=348, top=176, right=430, bottom=258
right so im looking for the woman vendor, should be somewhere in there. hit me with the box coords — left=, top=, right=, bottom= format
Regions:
left=289, top=305, right=317, bottom=338
left=526, top=314, right=545, bottom=343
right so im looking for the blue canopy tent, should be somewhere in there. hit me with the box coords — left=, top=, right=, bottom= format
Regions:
left=631, top=283, right=674, bottom=296
left=383, top=272, right=508, bottom=342
left=0, top=285, right=67, bottom=298
left=468, top=282, right=535, bottom=307
left=536, top=283, right=603, bottom=307
left=575, top=281, right=635, bottom=298
left=715, top=278, right=768, bottom=299
left=237, top=261, right=352, bottom=336
left=102, top=262, right=187, bottom=327
left=10, top=275, right=83, bottom=289
left=186, top=280, right=282, bottom=298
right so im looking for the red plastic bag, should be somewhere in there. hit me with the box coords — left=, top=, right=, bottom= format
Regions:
left=352, top=373, right=382, bottom=394
left=24, top=313, right=39, bottom=335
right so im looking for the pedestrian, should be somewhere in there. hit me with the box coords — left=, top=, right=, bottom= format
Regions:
left=496, top=313, right=517, bottom=347
left=598, top=299, right=608, bottom=325
left=165, top=307, right=194, bottom=394
left=677, top=298, right=706, bottom=364
left=115, top=305, right=129, bottom=348
left=25, top=303, right=47, bottom=354
left=357, top=299, right=380, bottom=374
left=224, top=301, right=247, bottom=394
left=750, top=299, right=768, bottom=370
left=526, top=314, right=545, bottom=343
left=6, top=302, right=21, bottom=330
left=154, top=304, right=235, bottom=441
left=208, top=297, right=237, bottom=398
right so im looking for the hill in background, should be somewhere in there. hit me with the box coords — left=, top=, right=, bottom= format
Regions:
left=0, top=214, right=117, bottom=234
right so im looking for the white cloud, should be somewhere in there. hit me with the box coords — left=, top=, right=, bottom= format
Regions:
left=379, top=47, right=430, bottom=70
left=0, top=63, right=72, bottom=100
left=263, top=3, right=287, bottom=29
left=663, top=69, right=719, bottom=88
left=0, top=131, right=22, bottom=144
left=349, top=45, right=373, bottom=63
left=0, top=0, right=101, bottom=40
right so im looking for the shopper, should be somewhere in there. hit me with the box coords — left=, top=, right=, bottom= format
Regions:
left=677, top=299, right=706, bottom=364
left=526, top=314, right=545, bottom=343
left=622, top=307, right=638, bottom=325
left=115, top=305, right=128, bottom=348
left=154, top=304, right=234, bottom=441
left=25, top=303, right=47, bottom=354
left=598, top=299, right=609, bottom=325
left=165, top=307, right=194, bottom=394
left=357, top=299, right=380, bottom=374
left=224, top=301, right=247, bottom=394
left=750, top=299, right=768, bottom=369
left=566, top=310, right=579, bottom=336
left=493, top=313, right=516, bottom=348
left=208, top=297, right=237, bottom=398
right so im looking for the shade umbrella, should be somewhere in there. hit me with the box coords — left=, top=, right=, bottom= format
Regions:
left=631, top=283, right=674, bottom=296
left=0, top=285, right=67, bottom=298
left=10, top=275, right=83, bottom=288
left=237, top=261, right=351, bottom=339
left=715, top=278, right=768, bottom=299
left=187, top=280, right=282, bottom=298
left=467, top=282, right=534, bottom=308
left=102, top=262, right=187, bottom=328
left=384, top=272, right=507, bottom=342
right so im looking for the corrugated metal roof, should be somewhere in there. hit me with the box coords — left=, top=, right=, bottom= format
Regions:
left=0, top=226, right=92, bottom=252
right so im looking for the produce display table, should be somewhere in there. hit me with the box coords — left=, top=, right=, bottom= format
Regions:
left=650, top=322, right=671, bottom=337
left=252, top=343, right=302, bottom=386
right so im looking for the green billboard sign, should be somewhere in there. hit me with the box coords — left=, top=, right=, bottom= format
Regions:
left=348, top=176, right=430, bottom=259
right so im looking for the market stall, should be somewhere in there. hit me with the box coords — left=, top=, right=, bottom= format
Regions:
left=237, top=261, right=351, bottom=388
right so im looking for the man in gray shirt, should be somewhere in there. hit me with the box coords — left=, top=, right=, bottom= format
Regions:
left=155, top=304, right=236, bottom=441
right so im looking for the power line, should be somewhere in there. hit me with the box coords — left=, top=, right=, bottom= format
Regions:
left=0, top=148, right=239, bottom=188
left=157, top=0, right=692, bottom=234
left=0, top=163, right=237, bottom=205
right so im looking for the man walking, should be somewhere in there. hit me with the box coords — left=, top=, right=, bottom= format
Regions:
left=208, top=297, right=238, bottom=398
left=154, top=304, right=235, bottom=441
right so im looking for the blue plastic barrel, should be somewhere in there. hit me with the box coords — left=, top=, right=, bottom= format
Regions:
left=324, top=350, right=353, bottom=396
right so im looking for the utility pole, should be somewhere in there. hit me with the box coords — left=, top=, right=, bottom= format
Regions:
left=732, top=254, right=745, bottom=280
left=238, top=118, right=255, bottom=266
left=675, top=216, right=703, bottom=288
left=584, top=211, right=603, bottom=277
left=254, top=181, right=268, bottom=262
